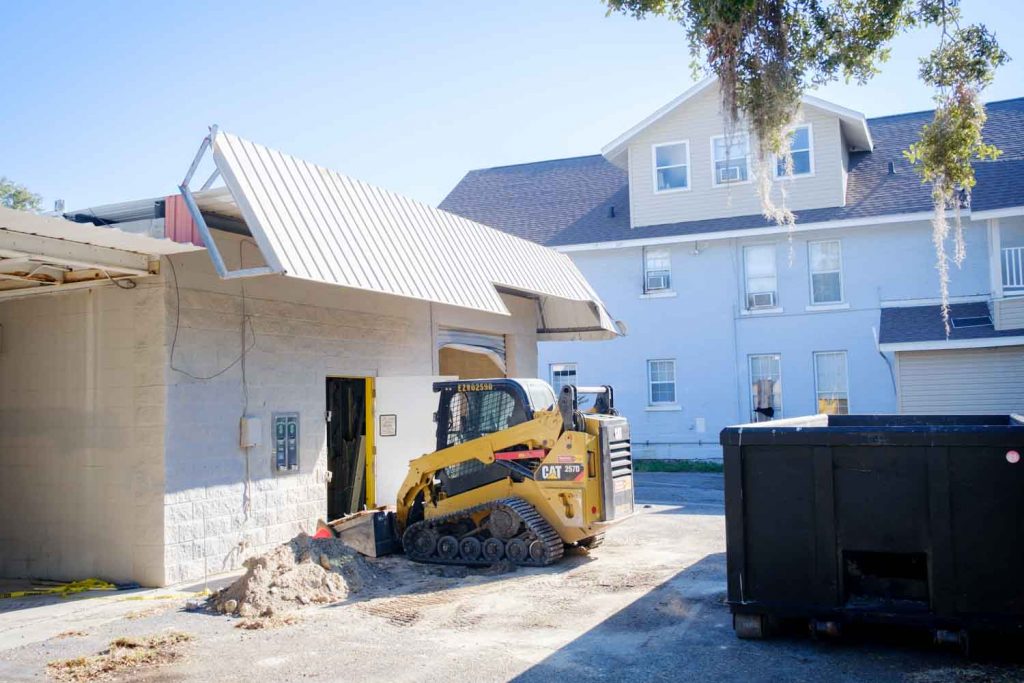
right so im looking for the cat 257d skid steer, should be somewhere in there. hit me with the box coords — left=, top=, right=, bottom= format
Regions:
left=394, top=379, right=635, bottom=568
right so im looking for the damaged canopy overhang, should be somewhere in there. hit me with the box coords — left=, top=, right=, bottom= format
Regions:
left=179, top=129, right=623, bottom=341
left=0, top=206, right=200, bottom=300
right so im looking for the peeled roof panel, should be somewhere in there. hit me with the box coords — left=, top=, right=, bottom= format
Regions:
left=209, top=131, right=618, bottom=338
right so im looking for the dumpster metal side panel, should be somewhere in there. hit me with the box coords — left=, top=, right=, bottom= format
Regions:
left=949, top=446, right=1024, bottom=617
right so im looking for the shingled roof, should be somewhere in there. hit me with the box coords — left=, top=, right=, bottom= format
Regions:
left=879, top=301, right=1024, bottom=347
left=439, top=98, right=1024, bottom=248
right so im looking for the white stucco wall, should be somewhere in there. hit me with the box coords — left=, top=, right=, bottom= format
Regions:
left=0, top=282, right=168, bottom=586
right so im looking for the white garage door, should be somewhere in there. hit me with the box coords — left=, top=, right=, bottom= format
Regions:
left=897, top=346, right=1024, bottom=414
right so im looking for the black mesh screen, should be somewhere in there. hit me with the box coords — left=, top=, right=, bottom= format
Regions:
left=442, top=388, right=525, bottom=479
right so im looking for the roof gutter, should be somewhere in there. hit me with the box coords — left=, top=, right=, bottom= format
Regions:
left=879, top=336, right=1024, bottom=353
left=553, top=209, right=964, bottom=253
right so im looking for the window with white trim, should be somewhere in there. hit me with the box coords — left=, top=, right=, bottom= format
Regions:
left=775, top=125, right=813, bottom=177
left=749, top=354, right=782, bottom=422
left=808, top=239, right=843, bottom=304
left=743, top=244, right=778, bottom=310
left=653, top=141, right=690, bottom=192
left=712, top=133, right=750, bottom=185
left=647, top=359, right=676, bottom=405
left=549, top=363, right=577, bottom=396
left=814, top=351, right=849, bottom=415
left=643, top=247, right=671, bottom=292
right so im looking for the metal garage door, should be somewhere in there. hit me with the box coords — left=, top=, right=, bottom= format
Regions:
left=897, top=346, right=1024, bottom=413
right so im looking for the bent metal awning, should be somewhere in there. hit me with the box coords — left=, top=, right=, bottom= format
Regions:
left=179, top=128, right=623, bottom=341
left=0, top=206, right=200, bottom=300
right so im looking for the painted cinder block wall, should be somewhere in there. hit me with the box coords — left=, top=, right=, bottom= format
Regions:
left=160, top=231, right=538, bottom=585
left=0, top=282, right=168, bottom=586
left=0, top=227, right=539, bottom=587
left=540, top=219, right=992, bottom=460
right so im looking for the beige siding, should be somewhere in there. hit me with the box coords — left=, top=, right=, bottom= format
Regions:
left=897, top=347, right=1024, bottom=413
left=627, top=84, right=846, bottom=228
left=993, top=297, right=1024, bottom=330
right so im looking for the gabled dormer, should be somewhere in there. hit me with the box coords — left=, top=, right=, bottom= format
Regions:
left=601, top=78, right=873, bottom=229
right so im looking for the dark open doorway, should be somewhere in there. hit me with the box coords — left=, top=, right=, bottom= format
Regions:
left=326, top=377, right=370, bottom=520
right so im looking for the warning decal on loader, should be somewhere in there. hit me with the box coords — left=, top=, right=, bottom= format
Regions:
left=536, top=463, right=585, bottom=482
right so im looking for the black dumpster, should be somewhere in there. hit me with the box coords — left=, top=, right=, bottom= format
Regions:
left=720, top=414, right=1024, bottom=641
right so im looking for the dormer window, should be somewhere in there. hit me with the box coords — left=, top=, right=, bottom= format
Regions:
left=712, top=133, right=750, bottom=186
left=652, top=141, right=690, bottom=192
left=774, top=125, right=814, bottom=178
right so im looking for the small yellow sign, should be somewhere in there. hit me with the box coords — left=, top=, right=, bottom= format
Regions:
left=457, top=382, right=494, bottom=392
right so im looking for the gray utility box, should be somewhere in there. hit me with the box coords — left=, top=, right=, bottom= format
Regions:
left=720, top=414, right=1024, bottom=640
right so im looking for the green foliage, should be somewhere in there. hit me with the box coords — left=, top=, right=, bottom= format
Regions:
left=605, top=0, right=1009, bottom=329
left=633, top=458, right=724, bottom=473
left=0, top=177, right=42, bottom=212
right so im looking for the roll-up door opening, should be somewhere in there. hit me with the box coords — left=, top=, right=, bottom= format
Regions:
left=437, top=328, right=507, bottom=379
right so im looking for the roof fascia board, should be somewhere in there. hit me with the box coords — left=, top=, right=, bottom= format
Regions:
left=600, top=77, right=716, bottom=160
left=881, top=336, right=1024, bottom=352
left=879, top=294, right=990, bottom=308
left=601, top=78, right=873, bottom=160
left=0, top=229, right=152, bottom=275
left=554, top=210, right=944, bottom=252
left=801, top=94, right=873, bottom=150
left=969, top=205, right=1024, bottom=220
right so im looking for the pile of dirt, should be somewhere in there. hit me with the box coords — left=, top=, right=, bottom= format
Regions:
left=210, top=533, right=380, bottom=618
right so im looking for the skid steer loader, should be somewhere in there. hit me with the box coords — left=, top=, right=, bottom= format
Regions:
left=394, top=379, right=634, bottom=567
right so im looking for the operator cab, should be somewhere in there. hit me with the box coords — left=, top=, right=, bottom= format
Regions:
left=433, top=378, right=556, bottom=452
left=432, top=378, right=557, bottom=496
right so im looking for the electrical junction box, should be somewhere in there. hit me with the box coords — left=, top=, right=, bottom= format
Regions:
left=239, top=416, right=263, bottom=448
left=273, top=412, right=300, bottom=472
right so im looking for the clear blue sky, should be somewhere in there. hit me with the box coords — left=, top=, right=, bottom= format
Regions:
left=2, top=1, right=1022, bottom=211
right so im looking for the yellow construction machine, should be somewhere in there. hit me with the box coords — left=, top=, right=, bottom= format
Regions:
left=394, top=379, right=634, bottom=567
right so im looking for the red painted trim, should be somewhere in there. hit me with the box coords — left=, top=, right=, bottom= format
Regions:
left=164, top=195, right=204, bottom=247
left=493, top=449, right=546, bottom=461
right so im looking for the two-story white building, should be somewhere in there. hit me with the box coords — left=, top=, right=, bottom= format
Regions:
left=441, top=78, right=1024, bottom=459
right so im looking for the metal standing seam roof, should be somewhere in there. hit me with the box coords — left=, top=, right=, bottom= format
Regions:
left=200, top=131, right=620, bottom=340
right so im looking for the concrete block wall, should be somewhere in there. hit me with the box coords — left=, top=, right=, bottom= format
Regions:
left=0, top=282, right=168, bottom=585
left=161, top=232, right=539, bottom=584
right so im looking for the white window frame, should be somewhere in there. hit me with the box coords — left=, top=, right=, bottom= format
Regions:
left=813, top=350, right=850, bottom=415
left=773, top=123, right=815, bottom=179
left=807, top=239, right=844, bottom=305
left=710, top=132, right=752, bottom=187
left=743, top=243, right=779, bottom=310
left=651, top=140, right=691, bottom=194
left=643, top=246, right=672, bottom=293
left=646, top=359, right=677, bottom=406
left=549, top=362, right=577, bottom=396
left=748, top=353, right=783, bottom=422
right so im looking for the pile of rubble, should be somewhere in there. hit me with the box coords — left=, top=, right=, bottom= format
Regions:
left=210, top=532, right=381, bottom=618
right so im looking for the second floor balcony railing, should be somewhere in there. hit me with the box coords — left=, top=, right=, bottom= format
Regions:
left=1003, top=246, right=1024, bottom=293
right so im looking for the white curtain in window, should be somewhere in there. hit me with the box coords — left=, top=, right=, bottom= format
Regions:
left=745, top=245, right=777, bottom=294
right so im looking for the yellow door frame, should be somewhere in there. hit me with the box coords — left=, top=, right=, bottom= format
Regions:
left=326, top=376, right=376, bottom=510
left=364, top=377, right=376, bottom=508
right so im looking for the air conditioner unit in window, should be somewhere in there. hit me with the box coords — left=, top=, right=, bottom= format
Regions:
left=747, top=291, right=777, bottom=309
left=718, top=166, right=741, bottom=183
left=646, top=273, right=670, bottom=291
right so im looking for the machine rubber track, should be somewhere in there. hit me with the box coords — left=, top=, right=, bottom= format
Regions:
left=402, top=497, right=565, bottom=567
